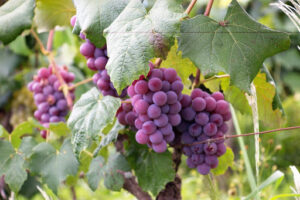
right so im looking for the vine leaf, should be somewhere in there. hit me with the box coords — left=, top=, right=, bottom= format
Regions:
left=126, top=139, right=175, bottom=195
left=87, top=153, right=131, bottom=191
left=11, top=121, right=36, bottom=148
left=211, top=147, right=234, bottom=176
left=34, top=0, right=75, bottom=32
left=29, top=139, right=79, bottom=194
left=0, top=0, right=35, bottom=44
left=94, top=121, right=124, bottom=155
left=104, top=0, right=184, bottom=94
left=0, top=141, right=28, bottom=192
left=49, top=122, right=70, bottom=136
left=205, top=70, right=284, bottom=128
left=67, top=88, right=121, bottom=157
left=73, top=0, right=129, bottom=48
left=178, top=0, right=290, bottom=92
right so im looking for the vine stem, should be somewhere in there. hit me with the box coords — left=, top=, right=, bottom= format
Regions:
left=121, top=100, right=131, bottom=104
left=184, top=125, right=300, bottom=146
left=68, top=77, right=94, bottom=90
left=153, top=0, right=199, bottom=68
left=30, top=29, right=74, bottom=109
left=192, top=0, right=214, bottom=89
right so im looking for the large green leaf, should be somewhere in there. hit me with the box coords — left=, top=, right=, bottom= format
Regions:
left=104, top=0, right=184, bottom=93
left=34, top=0, right=75, bottom=32
left=73, top=0, right=129, bottom=48
left=87, top=153, right=131, bottom=191
left=0, top=141, right=27, bottom=192
left=67, top=88, right=121, bottom=156
left=29, top=140, right=79, bottom=193
left=126, top=139, right=175, bottom=195
left=49, top=122, right=70, bottom=136
left=11, top=121, right=36, bottom=148
left=178, top=0, right=290, bottom=92
left=0, top=0, right=35, bottom=44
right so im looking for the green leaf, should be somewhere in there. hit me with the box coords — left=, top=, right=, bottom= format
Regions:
left=49, top=122, right=70, bottom=136
left=178, top=0, right=290, bottom=92
left=0, top=0, right=35, bottom=44
left=211, top=147, right=234, bottom=175
left=19, top=137, right=38, bottom=159
left=68, top=88, right=121, bottom=157
left=0, top=124, right=9, bottom=138
left=0, top=141, right=27, bottom=192
left=104, top=0, right=184, bottom=93
left=29, top=140, right=79, bottom=193
left=34, top=0, right=75, bottom=32
left=9, top=35, right=32, bottom=56
left=73, top=0, right=129, bottom=48
left=11, top=121, right=36, bottom=148
left=126, top=140, right=175, bottom=195
left=93, top=121, right=124, bottom=156
left=283, top=72, right=300, bottom=93
left=86, top=156, right=105, bottom=191
left=87, top=153, right=130, bottom=191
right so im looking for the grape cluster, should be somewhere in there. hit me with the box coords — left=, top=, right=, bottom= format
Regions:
left=177, top=89, right=231, bottom=175
left=70, top=16, right=126, bottom=97
left=118, top=66, right=184, bottom=153
left=28, top=66, right=75, bottom=138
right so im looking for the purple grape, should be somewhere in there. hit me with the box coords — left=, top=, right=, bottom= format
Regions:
left=128, top=85, right=136, bottom=97
left=41, top=114, right=50, bottom=123
left=197, top=164, right=210, bottom=175
left=87, top=58, right=97, bottom=71
left=162, top=81, right=171, bottom=92
left=159, top=123, right=173, bottom=136
left=94, top=57, right=108, bottom=70
left=139, top=114, right=150, bottom=122
left=223, top=112, right=232, bottom=121
left=181, top=107, right=196, bottom=121
left=134, top=99, right=149, bottom=114
left=192, top=97, right=206, bottom=112
left=152, top=91, right=167, bottom=106
left=142, top=121, right=157, bottom=135
left=57, top=99, right=67, bottom=110
left=171, top=80, right=184, bottom=94
left=38, top=68, right=51, bottom=78
left=210, top=113, right=223, bottom=127
left=164, top=132, right=175, bottom=143
left=154, top=114, right=168, bottom=127
left=134, top=118, right=143, bottom=129
left=191, top=154, right=204, bottom=165
left=183, top=147, right=192, bottom=157
left=191, top=88, right=203, bottom=100
left=205, top=155, right=219, bottom=168
left=49, top=107, right=59, bottom=115
left=94, top=48, right=105, bottom=58
left=136, top=130, right=149, bottom=144
left=34, top=93, right=46, bottom=104
left=135, top=80, right=149, bottom=95
left=149, top=131, right=163, bottom=144
left=152, top=140, right=167, bottom=153
left=188, top=123, right=202, bottom=137
left=181, top=132, right=195, bottom=144
left=38, top=102, right=50, bottom=113
left=191, top=144, right=204, bottom=154
left=219, top=123, right=228, bottom=133
left=212, top=92, right=224, bottom=101
left=125, top=112, right=137, bottom=126
left=147, top=104, right=161, bottom=119
left=166, top=91, right=177, bottom=104
left=169, top=102, right=182, bottom=114
left=205, top=97, right=216, bottom=112
left=143, top=92, right=154, bottom=103
left=150, top=69, right=163, bottom=79
left=203, top=123, right=217, bottom=136
left=195, top=112, right=209, bottom=125
left=180, top=94, right=192, bottom=108
left=168, top=114, right=181, bottom=126
left=163, top=68, right=177, bottom=83
left=215, top=100, right=229, bottom=115
left=122, top=102, right=132, bottom=112
left=80, top=42, right=95, bottom=57
left=187, top=157, right=197, bottom=168
left=204, top=143, right=217, bottom=155
left=217, top=143, right=226, bottom=156
left=148, top=77, right=162, bottom=92
left=161, top=104, right=170, bottom=113
left=49, top=116, right=60, bottom=123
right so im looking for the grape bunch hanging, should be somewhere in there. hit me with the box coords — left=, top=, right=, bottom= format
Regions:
left=70, top=16, right=126, bottom=97
left=177, top=89, right=231, bottom=175
left=117, top=65, right=184, bottom=153
left=28, top=66, right=75, bottom=138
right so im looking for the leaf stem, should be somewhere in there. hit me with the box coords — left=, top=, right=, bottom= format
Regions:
left=68, top=77, right=94, bottom=90
left=121, top=100, right=131, bottom=104
left=184, top=125, right=300, bottom=146
left=47, top=30, right=54, bottom=51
